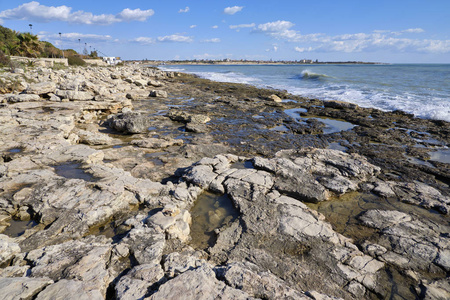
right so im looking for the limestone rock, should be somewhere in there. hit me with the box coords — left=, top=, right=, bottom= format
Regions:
left=55, top=90, right=94, bottom=101
left=115, top=263, right=165, bottom=300
left=7, top=94, right=41, bottom=103
left=131, top=137, right=183, bottom=149
left=268, top=94, right=282, bottom=102
left=0, top=234, right=21, bottom=265
left=217, top=262, right=309, bottom=299
left=72, top=128, right=115, bottom=145
left=148, top=265, right=250, bottom=299
left=24, top=82, right=57, bottom=95
left=35, top=279, right=103, bottom=300
left=0, top=277, right=53, bottom=300
left=126, top=89, right=150, bottom=100
left=107, top=111, right=152, bottom=134
left=149, top=90, right=168, bottom=98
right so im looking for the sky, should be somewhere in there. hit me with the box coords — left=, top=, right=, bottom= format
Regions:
left=0, top=0, right=449, bottom=63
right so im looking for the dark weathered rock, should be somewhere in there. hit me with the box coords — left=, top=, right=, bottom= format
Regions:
left=107, top=111, right=152, bottom=133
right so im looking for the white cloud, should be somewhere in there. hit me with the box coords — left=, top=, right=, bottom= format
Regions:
left=39, top=32, right=112, bottom=42
left=0, top=1, right=154, bottom=25
left=133, top=37, right=156, bottom=44
left=229, top=23, right=255, bottom=31
left=292, top=30, right=450, bottom=54
left=157, top=34, right=193, bottom=43
left=254, top=20, right=301, bottom=41
left=294, top=47, right=316, bottom=53
left=212, top=25, right=219, bottom=29
left=224, top=6, right=243, bottom=15
left=117, top=8, right=154, bottom=22
left=266, top=45, right=278, bottom=52
left=252, top=21, right=447, bottom=54
left=193, top=53, right=230, bottom=59
left=190, top=25, right=197, bottom=29
left=202, top=38, right=221, bottom=43
left=402, top=28, right=425, bottom=34
left=179, top=7, right=190, bottom=13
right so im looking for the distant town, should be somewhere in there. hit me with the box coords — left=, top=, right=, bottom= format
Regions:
left=138, top=59, right=380, bottom=65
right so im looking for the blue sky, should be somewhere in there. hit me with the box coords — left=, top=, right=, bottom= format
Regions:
left=0, top=0, right=449, bottom=63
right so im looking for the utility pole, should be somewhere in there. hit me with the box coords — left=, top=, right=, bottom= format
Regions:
left=78, top=39, right=81, bottom=55
left=59, top=32, right=64, bottom=58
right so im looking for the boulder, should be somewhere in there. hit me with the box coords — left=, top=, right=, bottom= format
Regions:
left=149, top=90, right=168, bottom=98
left=7, top=94, right=41, bottom=102
left=268, top=94, right=282, bottom=102
left=24, top=82, right=57, bottom=95
left=55, top=90, right=94, bottom=101
left=107, top=112, right=152, bottom=134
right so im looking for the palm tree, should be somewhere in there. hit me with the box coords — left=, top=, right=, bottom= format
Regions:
left=16, top=32, right=42, bottom=57
left=3, top=41, right=19, bottom=56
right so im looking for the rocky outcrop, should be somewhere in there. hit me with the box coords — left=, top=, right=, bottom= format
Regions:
left=0, top=63, right=448, bottom=300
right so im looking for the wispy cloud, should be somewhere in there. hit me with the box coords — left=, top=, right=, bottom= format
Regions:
left=132, top=37, right=155, bottom=45
left=0, top=1, right=154, bottom=25
left=178, top=7, right=189, bottom=13
left=190, top=25, right=197, bottom=29
left=229, top=23, right=255, bottom=32
left=41, top=32, right=112, bottom=41
left=253, top=20, right=448, bottom=54
left=266, top=44, right=278, bottom=52
left=292, top=30, right=449, bottom=54
left=193, top=53, right=231, bottom=59
left=157, top=34, right=193, bottom=43
left=401, top=28, right=425, bottom=34
left=211, top=25, right=219, bottom=29
left=202, top=38, right=221, bottom=43
left=224, top=6, right=243, bottom=15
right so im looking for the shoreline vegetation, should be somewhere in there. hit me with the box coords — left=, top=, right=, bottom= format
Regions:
left=0, top=58, right=449, bottom=299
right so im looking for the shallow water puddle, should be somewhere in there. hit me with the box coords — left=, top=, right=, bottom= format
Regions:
left=429, top=148, right=450, bottom=164
left=284, top=108, right=355, bottom=134
left=404, top=155, right=435, bottom=168
left=284, top=108, right=308, bottom=119
left=53, top=162, right=96, bottom=181
left=189, top=192, right=239, bottom=249
left=327, top=142, right=348, bottom=152
left=313, top=116, right=356, bottom=134
left=230, top=160, right=254, bottom=170
left=3, top=219, right=38, bottom=237
left=306, top=191, right=448, bottom=242
left=270, top=125, right=290, bottom=132
left=8, top=148, right=22, bottom=153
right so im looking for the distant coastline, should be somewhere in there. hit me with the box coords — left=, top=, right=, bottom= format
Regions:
left=140, top=60, right=382, bottom=66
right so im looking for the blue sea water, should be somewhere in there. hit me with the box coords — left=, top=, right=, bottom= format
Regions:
left=160, top=64, right=450, bottom=122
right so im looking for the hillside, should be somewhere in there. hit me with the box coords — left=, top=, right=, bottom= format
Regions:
left=0, top=25, right=98, bottom=61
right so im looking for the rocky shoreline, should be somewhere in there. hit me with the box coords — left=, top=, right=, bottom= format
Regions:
left=0, top=64, right=449, bottom=299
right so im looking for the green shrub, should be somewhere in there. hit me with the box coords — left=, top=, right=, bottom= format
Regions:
left=0, top=51, right=10, bottom=67
left=68, top=56, right=86, bottom=66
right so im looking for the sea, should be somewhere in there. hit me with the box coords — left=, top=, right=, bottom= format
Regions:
left=160, top=64, right=450, bottom=122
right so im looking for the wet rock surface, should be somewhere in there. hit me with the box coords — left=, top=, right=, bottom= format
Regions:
left=0, top=64, right=448, bottom=299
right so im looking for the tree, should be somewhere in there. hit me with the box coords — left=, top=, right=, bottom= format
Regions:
left=16, top=32, right=42, bottom=57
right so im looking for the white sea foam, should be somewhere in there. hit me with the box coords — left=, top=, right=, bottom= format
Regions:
left=159, top=64, right=450, bottom=122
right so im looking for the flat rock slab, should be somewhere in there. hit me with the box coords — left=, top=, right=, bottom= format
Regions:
left=0, top=277, right=53, bottom=300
